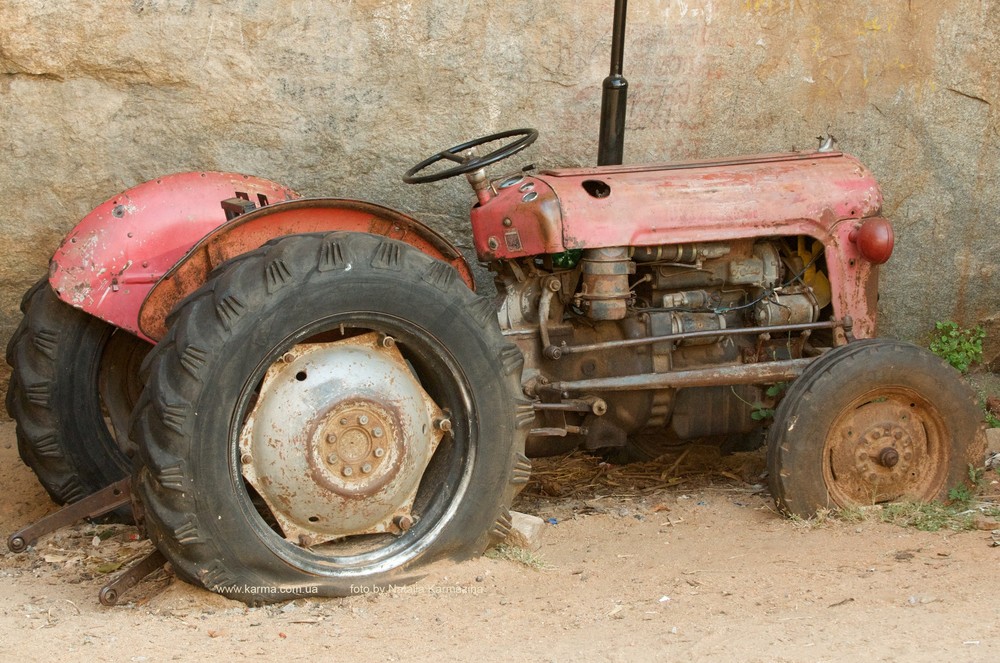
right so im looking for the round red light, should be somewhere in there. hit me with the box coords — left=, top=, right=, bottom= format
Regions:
left=850, top=218, right=894, bottom=265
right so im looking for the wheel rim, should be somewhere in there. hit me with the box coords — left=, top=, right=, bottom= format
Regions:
left=231, top=313, right=476, bottom=577
left=824, top=387, right=949, bottom=506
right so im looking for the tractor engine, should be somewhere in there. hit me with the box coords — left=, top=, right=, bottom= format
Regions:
left=496, top=237, right=829, bottom=456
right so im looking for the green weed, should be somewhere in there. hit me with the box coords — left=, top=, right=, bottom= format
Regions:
left=929, top=321, right=985, bottom=373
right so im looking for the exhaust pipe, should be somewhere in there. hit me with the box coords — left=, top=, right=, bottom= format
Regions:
left=597, top=0, right=629, bottom=166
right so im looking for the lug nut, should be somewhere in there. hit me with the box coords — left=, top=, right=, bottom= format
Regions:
left=361, top=463, right=372, bottom=474
left=327, top=453, right=338, bottom=465
left=343, top=467, right=353, bottom=477
left=394, top=515, right=414, bottom=531
left=240, top=453, right=253, bottom=465
left=373, top=427, right=383, bottom=438
left=435, top=418, right=453, bottom=433
left=374, top=448, right=385, bottom=458
left=326, top=433, right=337, bottom=443
left=340, top=418, right=348, bottom=425
left=380, top=335, right=396, bottom=348
left=359, top=415, right=369, bottom=425
left=282, top=352, right=295, bottom=363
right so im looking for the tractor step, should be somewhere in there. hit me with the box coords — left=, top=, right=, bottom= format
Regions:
left=99, top=549, right=167, bottom=606
left=7, top=477, right=133, bottom=553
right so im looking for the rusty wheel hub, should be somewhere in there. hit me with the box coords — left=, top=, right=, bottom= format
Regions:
left=239, top=333, right=446, bottom=545
left=826, top=393, right=945, bottom=505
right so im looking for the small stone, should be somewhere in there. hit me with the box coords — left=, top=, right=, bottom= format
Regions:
left=972, top=514, right=1000, bottom=531
left=504, top=511, right=545, bottom=551
left=986, top=428, right=1000, bottom=455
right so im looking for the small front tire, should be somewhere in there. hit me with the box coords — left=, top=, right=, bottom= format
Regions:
left=766, top=340, right=984, bottom=518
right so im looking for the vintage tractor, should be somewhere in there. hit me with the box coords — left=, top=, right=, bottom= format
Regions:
left=5, top=1, right=983, bottom=604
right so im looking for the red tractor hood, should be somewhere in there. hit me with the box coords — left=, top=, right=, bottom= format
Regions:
left=471, top=151, right=883, bottom=259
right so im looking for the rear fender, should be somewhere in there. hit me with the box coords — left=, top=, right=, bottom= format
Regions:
left=49, top=172, right=300, bottom=341
left=137, top=198, right=475, bottom=341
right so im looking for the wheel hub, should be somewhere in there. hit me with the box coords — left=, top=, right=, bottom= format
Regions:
left=239, top=333, right=446, bottom=545
left=829, top=398, right=935, bottom=503
left=314, top=401, right=401, bottom=496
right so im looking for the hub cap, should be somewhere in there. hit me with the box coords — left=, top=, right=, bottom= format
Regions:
left=239, top=333, right=446, bottom=545
left=826, top=390, right=947, bottom=505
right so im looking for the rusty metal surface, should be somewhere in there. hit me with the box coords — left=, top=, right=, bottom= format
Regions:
left=825, top=388, right=949, bottom=505
left=139, top=198, right=475, bottom=340
left=98, top=549, right=167, bottom=607
left=555, top=319, right=852, bottom=356
left=8, top=478, right=132, bottom=553
left=49, top=172, right=300, bottom=341
left=545, top=357, right=814, bottom=393
left=238, top=333, right=444, bottom=545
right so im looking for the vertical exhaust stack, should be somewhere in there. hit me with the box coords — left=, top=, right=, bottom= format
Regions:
left=598, top=0, right=629, bottom=166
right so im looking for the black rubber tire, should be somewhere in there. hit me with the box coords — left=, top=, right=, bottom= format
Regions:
left=132, top=232, right=531, bottom=603
left=5, top=278, right=151, bottom=512
left=767, top=339, right=985, bottom=518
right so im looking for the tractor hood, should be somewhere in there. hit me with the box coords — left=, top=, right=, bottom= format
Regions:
left=471, top=151, right=884, bottom=260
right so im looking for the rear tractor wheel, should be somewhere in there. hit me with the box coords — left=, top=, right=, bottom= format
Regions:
left=133, top=232, right=531, bottom=603
left=6, top=278, right=149, bottom=514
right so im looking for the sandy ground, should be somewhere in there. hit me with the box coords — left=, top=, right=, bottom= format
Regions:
left=1, top=419, right=998, bottom=663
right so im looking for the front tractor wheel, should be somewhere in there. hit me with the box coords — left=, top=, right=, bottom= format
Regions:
left=766, top=340, right=985, bottom=518
left=133, top=232, right=529, bottom=603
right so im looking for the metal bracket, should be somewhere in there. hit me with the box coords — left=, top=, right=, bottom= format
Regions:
left=99, top=549, right=167, bottom=607
left=7, top=477, right=132, bottom=553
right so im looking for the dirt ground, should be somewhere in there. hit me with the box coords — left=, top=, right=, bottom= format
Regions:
left=1, top=419, right=998, bottom=663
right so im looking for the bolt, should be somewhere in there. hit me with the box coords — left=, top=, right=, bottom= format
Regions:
left=327, top=453, right=338, bottom=465
left=240, top=453, right=253, bottom=465
left=359, top=415, right=369, bottom=425
left=282, top=352, right=295, bottom=363
left=343, top=467, right=353, bottom=477
left=394, top=515, right=414, bottom=531
left=373, top=427, right=384, bottom=438
left=379, top=335, right=396, bottom=348
left=435, top=418, right=453, bottom=433
left=487, top=237, right=499, bottom=251
left=361, top=463, right=372, bottom=474
left=299, top=534, right=314, bottom=547
left=326, top=433, right=337, bottom=443
left=374, top=447, right=385, bottom=458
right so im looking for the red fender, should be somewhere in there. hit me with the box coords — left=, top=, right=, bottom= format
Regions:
left=49, top=172, right=300, bottom=341
left=137, top=198, right=476, bottom=341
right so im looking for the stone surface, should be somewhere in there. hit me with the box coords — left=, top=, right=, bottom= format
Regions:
left=986, top=428, right=1000, bottom=455
left=506, top=511, right=545, bottom=552
left=0, top=1, right=997, bottom=349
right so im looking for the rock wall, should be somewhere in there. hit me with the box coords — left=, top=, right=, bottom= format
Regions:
left=1, top=0, right=997, bottom=347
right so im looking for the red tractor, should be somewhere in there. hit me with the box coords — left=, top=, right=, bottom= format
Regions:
left=6, top=1, right=983, bottom=604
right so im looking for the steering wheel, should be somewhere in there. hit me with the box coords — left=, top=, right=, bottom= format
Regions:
left=403, top=128, right=538, bottom=184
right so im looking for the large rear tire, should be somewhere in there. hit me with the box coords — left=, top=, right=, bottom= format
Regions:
left=5, top=278, right=150, bottom=511
left=133, top=232, right=531, bottom=603
left=767, top=340, right=985, bottom=518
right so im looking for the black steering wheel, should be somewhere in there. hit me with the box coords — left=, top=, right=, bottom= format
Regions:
left=403, top=128, right=538, bottom=184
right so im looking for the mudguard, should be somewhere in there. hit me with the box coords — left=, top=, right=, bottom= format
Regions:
left=49, top=172, right=300, bottom=341
left=137, top=198, right=476, bottom=340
